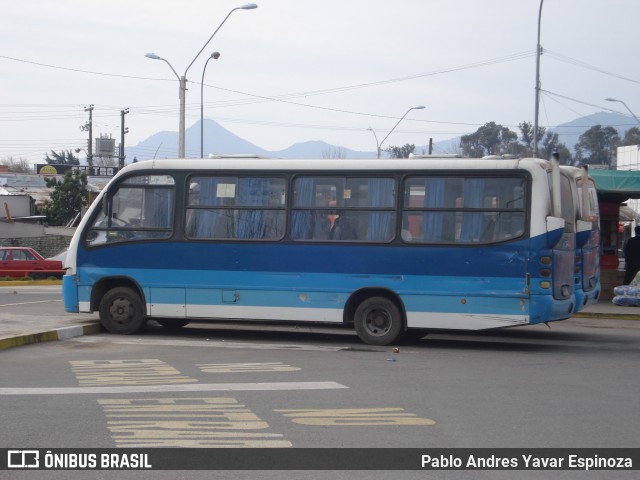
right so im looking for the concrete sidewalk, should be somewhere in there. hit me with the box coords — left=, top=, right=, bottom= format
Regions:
left=0, top=281, right=639, bottom=351
left=0, top=281, right=101, bottom=351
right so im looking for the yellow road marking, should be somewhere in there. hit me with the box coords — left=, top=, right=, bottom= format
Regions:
left=70, top=359, right=197, bottom=386
left=98, top=397, right=291, bottom=448
left=198, top=362, right=301, bottom=373
left=276, top=408, right=436, bottom=426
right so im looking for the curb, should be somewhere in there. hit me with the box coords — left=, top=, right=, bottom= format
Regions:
left=0, top=323, right=102, bottom=352
left=0, top=280, right=62, bottom=287
left=572, top=311, right=640, bottom=321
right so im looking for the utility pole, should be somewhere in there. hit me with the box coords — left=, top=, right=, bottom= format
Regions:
left=84, top=105, right=94, bottom=167
left=120, top=108, right=129, bottom=169
left=428, top=138, right=433, bottom=155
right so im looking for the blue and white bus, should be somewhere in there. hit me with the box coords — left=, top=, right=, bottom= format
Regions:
left=63, top=157, right=576, bottom=345
left=561, top=165, right=601, bottom=311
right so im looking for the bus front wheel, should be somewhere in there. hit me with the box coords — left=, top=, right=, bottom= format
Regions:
left=99, top=287, right=146, bottom=334
left=354, top=296, right=403, bottom=346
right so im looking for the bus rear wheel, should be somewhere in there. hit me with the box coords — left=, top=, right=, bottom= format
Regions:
left=99, top=287, right=146, bottom=334
left=354, top=296, right=403, bottom=346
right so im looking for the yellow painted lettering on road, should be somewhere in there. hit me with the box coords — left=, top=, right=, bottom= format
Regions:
left=276, top=408, right=436, bottom=426
left=70, top=359, right=197, bottom=386
left=198, top=362, right=301, bottom=373
left=98, top=397, right=291, bottom=448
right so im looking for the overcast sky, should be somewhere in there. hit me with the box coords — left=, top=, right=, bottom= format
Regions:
left=1, top=0, right=639, bottom=162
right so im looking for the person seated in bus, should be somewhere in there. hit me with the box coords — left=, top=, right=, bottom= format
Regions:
left=310, top=200, right=358, bottom=241
left=329, top=214, right=358, bottom=240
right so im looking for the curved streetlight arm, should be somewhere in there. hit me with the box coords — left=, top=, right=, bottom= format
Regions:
left=606, top=98, right=640, bottom=125
left=379, top=106, right=425, bottom=150
left=185, top=3, right=257, bottom=77
left=367, top=127, right=381, bottom=158
left=145, top=53, right=180, bottom=80
left=201, top=52, right=221, bottom=158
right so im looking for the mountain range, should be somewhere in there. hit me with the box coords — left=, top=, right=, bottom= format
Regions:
left=126, top=112, right=637, bottom=161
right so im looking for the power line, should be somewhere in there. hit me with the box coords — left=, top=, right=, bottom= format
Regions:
left=544, top=50, right=640, bottom=85
left=0, top=55, right=172, bottom=82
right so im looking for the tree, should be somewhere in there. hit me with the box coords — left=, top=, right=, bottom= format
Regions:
left=574, top=125, right=620, bottom=166
left=0, top=156, right=33, bottom=173
left=41, top=170, right=88, bottom=226
left=386, top=144, right=415, bottom=158
left=460, top=122, right=518, bottom=157
left=540, top=132, right=572, bottom=164
left=322, top=147, right=347, bottom=159
left=44, top=149, right=80, bottom=165
left=518, top=121, right=546, bottom=156
left=621, top=127, right=640, bottom=147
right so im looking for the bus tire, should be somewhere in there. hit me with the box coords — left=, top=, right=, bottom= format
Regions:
left=156, top=319, right=190, bottom=329
left=354, top=296, right=403, bottom=346
left=99, top=287, right=146, bottom=335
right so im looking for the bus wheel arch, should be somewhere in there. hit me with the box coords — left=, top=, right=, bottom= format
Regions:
left=91, top=277, right=145, bottom=312
left=345, top=289, right=406, bottom=346
left=92, top=277, right=147, bottom=335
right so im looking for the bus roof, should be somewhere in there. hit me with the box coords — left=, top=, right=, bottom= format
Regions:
left=119, top=157, right=553, bottom=175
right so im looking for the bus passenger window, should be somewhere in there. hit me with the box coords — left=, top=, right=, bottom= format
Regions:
left=401, top=175, right=526, bottom=244
left=292, top=176, right=395, bottom=243
left=186, top=176, right=286, bottom=241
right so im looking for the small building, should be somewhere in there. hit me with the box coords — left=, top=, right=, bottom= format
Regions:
left=590, top=146, right=640, bottom=298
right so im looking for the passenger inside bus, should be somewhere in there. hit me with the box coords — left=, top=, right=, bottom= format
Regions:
left=311, top=200, right=358, bottom=240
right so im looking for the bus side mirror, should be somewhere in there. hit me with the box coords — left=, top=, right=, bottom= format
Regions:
left=546, top=216, right=565, bottom=248
left=576, top=220, right=592, bottom=248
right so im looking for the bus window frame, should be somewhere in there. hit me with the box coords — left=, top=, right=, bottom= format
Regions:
left=399, top=172, right=531, bottom=246
left=83, top=173, right=177, bottom=248
left=184, top=173, right=288, bottom=242
left=290, top=174, right=398, bottom=244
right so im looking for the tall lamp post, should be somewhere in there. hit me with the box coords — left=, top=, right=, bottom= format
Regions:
left=145, top=3, right=257, bottom=158
left=201, top=51, right=221, bottom=158
left=605, top=98, right=640, bottom=126
left=369, top=106, right=425, bottom=158
left=533, top=0, right=544, bottom=157
left=367, top=127, right=380, bottom=158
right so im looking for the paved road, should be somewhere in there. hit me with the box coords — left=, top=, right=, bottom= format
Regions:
left=1, top=285, right=639, bottom=478
left=1, top=317, right=640, bottom=479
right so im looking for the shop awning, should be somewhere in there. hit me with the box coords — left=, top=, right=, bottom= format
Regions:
left=589, top=169, right=640, bottom=203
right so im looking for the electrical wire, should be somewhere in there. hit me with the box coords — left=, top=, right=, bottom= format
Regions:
left=544, top=50, right=640, bottom=85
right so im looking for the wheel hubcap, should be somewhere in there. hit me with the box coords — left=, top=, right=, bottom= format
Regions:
left=109, top=297, right=133, bottom=324
left=365, top=308, right=391, bottom=336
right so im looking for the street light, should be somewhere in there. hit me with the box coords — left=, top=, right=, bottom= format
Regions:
left=201, top=51, right=221, bottom=158
left=145, top=3, right=257, bottom=158
left=533, top=0, right=544, bottom=157
left=367, top=127, right=380, bottom=158
left=605, top=97, right=640, bottom=125
left=369, top=106, right=425, bottom=158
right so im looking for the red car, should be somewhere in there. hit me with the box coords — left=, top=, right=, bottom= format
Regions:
left=0, top=247, right=64, bottom=279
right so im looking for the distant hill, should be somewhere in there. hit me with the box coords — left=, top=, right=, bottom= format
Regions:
left=550, top=112, right=636, bottom=152
left=126, top=112, right=637, bottom=161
